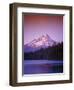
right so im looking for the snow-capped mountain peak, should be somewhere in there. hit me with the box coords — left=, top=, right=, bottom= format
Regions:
left=24, top=34, right=57, bottom=52
left=27, top=34, right=56, bottom=47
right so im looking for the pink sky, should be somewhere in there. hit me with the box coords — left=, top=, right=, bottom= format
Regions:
left=23, top=14, right=63, bottom=45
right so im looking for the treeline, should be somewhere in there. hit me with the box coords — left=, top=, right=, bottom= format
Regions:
left=24, top=42, right=63, bottom=60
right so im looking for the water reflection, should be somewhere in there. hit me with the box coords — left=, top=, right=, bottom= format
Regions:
left=23, top=60, right=63, bottom=74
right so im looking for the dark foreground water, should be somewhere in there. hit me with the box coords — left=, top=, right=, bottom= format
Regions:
left=23, top=60, right=63, bottom=74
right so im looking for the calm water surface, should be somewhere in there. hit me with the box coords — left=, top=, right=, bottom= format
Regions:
left=23, top=60, right=63, bottom=74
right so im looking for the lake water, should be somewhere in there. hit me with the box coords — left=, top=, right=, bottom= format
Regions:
left=23, top=60, right=63, bottom=74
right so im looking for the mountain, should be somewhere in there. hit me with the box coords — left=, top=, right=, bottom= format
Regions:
left=24, top=34, right=58, bottom=52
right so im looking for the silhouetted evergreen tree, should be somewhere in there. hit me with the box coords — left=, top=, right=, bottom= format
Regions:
left=24, top=42, right=63, bottom=60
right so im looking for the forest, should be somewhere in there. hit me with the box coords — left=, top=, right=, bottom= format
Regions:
left=24, top=42, right=63, bottom=60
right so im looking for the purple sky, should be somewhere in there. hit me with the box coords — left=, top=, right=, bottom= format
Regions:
left=23, top=14, right=63, bottom=45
